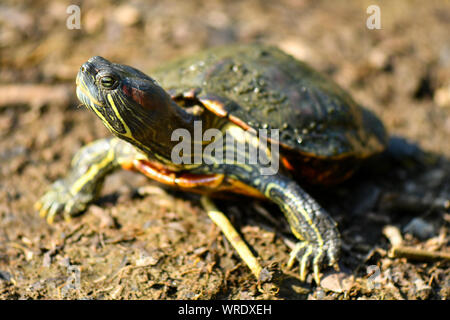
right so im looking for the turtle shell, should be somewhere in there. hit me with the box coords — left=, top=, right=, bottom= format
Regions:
left=151, top=44, right=387, bottom=166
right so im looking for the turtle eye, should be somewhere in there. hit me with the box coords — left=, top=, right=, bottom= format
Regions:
left=100, top=76, right=117, bottom=89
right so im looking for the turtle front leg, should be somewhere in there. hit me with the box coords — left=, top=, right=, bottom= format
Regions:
left=36, top=137, right=140, bottom=223
left=256, top=175, right=341, bottom=284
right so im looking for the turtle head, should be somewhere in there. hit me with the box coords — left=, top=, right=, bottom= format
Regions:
left=76, top=56, right=193, bottom=160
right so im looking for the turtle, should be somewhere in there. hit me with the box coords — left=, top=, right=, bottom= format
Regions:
left=36, top=44, right=387, bottom=284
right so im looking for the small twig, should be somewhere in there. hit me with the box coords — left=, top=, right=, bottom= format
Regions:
left=201, top=196, right=263, bottom=280
left=389, top=246, right=450, bottom=261
left=383, top=225, right=450, bottom=261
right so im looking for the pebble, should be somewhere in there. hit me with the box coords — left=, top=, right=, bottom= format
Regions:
left=403, top=218, right=435, bottom=240
left=368, top=48, right=390, bottom=70
left=0, top=270, right=12, bottom=282
left=114, top=5, right=141, bottom=27
left=434, top=85, right=450, bottom=108
left=320, top=271, right=354, bottom=293
left=135, top=254, right=159, bottom=267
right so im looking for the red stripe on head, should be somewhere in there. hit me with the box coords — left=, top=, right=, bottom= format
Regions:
left=122, top=83, right=147, bottom=107
left=121, top=80, right=171, bottom=112
left=122, top=84, right=131, bottom=96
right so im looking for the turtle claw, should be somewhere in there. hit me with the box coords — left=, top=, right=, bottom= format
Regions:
left=46, top=202, right=64, bottom=224
left=35, top=179, right=92, bottom=224
left=287, top=240, right=336, bottom=285
left=63, top=209, right=73, bottom=223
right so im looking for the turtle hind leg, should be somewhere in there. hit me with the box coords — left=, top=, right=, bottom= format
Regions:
left=256, top=175, right=341, bottom=284
left=384, top=136, right=438, bottom=169
left=36, top=137, right=139, bottom=223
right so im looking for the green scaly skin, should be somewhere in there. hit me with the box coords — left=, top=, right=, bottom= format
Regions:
left=37, top=55, right=341, bottom=283
left=37, top=137, right=139, bottom=223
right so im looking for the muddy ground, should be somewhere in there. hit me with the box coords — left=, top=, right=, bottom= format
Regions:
left=0, top=0, right=449, bottom=300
